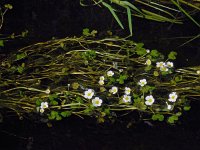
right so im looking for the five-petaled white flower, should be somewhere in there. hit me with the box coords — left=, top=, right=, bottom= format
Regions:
left=107, top=70, right=114, bottom=77
left=156, top=62, right=165, bottom=68
left=145, top=95, right=155, bottom=106
left=125, top=87, right=131, bottom=95
left=168, top=92, right=178, bottom=102
left=92, top=97, right=103, bottom=107
left=98, top=80, right=104, bottom=85
left=40, top=102, right=49, bottom=113
left=122, top=95, right=131, bottom=103
left=99, top=76, right=105, bottom=81
left=84, top=89, right=94, bottom=99
left=145, top=59, right=151, bottom=66
left=166, top=61, right=174, bottom=68
left=138, top=79, right=147, bottom=87
left=40, top=102, right=48, bottom=109
left=160, top=66, right=169, bottom=72
left=109, top=86, right=118, bottom=94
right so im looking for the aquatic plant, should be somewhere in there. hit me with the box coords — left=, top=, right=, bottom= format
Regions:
left=80, top=0, right=200, bottom=35
left=0, top=4, right=28, bottom=48
left=0, top=33, right=199, bottom=124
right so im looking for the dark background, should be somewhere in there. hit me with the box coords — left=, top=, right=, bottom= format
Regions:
left=0, top=0, right=200, bottom=150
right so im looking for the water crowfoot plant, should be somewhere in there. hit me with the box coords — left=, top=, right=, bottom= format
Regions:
left=0, top=36, right=200, bottom=124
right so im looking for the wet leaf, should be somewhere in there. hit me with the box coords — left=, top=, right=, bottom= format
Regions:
left=61, top=111, right=71, bottom=117
left=168, top=51, right=177, bottom=60
left=0, top=40, right=4, bottom=47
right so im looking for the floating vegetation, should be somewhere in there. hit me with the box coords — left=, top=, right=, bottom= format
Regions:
left=0, top=35, right=200, bottom=124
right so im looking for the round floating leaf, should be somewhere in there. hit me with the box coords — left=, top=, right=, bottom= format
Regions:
left=183, top=106, right=191, bottom=111
left=168, top=51, right=177, bottom=60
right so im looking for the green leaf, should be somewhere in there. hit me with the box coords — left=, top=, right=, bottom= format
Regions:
left=91, top=30, right=98, bottom=37
left=61, top=111, right=71, bottom=117
left=16, top=53, right=27, bottom=61
left=175, top=112, right=182, bottom=117
left=175, top=76, right=182, bottom=82
left=83, top=28, right=90, bottom=36
left=83, top=108, right=92, bottom=115
left=21, top=30, right=28, bottom=37
left=50, top=100, right=58, bottom=106
left=104, top=108, right=110, bottom=115
left=135, top=43, right=147, bottom=56
left=168, top=116, right=175, bottom=124
left=17, top=66, right=24, bottom=74
left=153, top=71, right=159, bottom=76
left=117, top=74, right=128, bottom=84
left=76, top=96, right=83, bottom=103
left=102, top=2, right=124, bottom=29
left=49, top=111, right=59, bottom=120
left=0, top=40, right=4, bottom=47
left=168, top=115, right=178, bottom=124
left=158, top=115, right=164, bottom=121
left=4, top=4, right=13, bottom=9
left=152, top=114, right=164, bottom=121
left=145, top=65, right=152, bottom=71
left=150, top=50, right=159, bottom=58
left=56, top=115, right=62, bottom=121
left=36, top=99, right=42, bottom=106
left=183, top=106, right=191, bottom=111
left=168, top=51, right=177, bottom=60
left=49, top=94, right=58, bottom=101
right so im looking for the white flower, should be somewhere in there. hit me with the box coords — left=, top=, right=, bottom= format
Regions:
left=197, top=70, right=200, bottom=74
left=40, top=108, right=45, bottom=113
left=122, top=95, right=131, bottom=103
left=125, top=87, right=131, bottom=95
left=146, top=49, right=150, bottom=53
left=156, top=62, right=165, bottom=68
left=109, top=86, right=118, bottom=94
left=145, top=59, right=151, bottom=66
left=145, top=95, right=155, bottom=106
left=166, top=61, right=174, bottom=68
left=168, top=105, right=173, bottom=110
left=160, top=66, right=169, bottom=72
left=40, top=102, right=48, bottom=109
left=92, top=97, right=103, bottom=107
left=99, top=76, right=105, bottom=81
left=40, top=102, right=48, bottom=113
left=168, top=92, right=178, bottom=102
left=138, top=79, right=147, bottom=87
left=119, top=69, right=123, bottom=73
left=98, top=80, right=104, bottom=85
left=107, top=70, right=114, bottom=77
left=84, top=89, right=94, bottom=99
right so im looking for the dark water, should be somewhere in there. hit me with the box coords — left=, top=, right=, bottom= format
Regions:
left=0, top=0, right=200, bottom=150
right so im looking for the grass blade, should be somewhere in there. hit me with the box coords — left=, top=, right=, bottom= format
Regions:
left=121, top=1, right=144, bottom=15
left=127, top=7, right=133, bottom=36
left=102, top=2, right=124, bottom=29
left=171, top=0, right=200, bottom=27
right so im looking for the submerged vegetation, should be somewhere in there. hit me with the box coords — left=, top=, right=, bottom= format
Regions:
left=0, top=31, right=200, bottom=124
